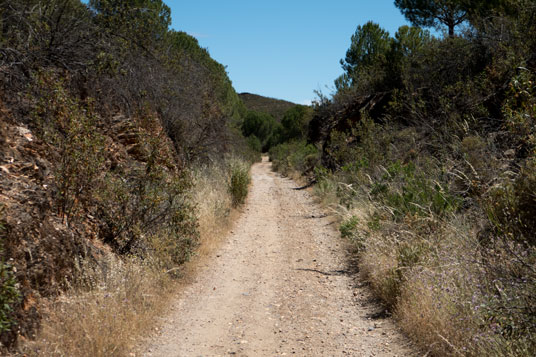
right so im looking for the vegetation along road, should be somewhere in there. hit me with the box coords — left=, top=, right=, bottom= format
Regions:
left=143, top=157, right=416, bottom=356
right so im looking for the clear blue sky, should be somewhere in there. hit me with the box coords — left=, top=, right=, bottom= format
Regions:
left=166, top=1, right=411, bottom=104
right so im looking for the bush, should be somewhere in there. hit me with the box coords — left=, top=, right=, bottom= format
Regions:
left=339, top=216, right=368, bottom=252
left=228, top=160, right=250, bottom=207
left=295, top=2, right=536, bottom=355
left=246, top=135, right=262, bottom=152
left=371, top=161, right=461, bottom=220
left=269, top=140, right=319, bottom=175
left=487, top=159, right=536, bottom=246
left=0, top=206, right=20, bottom=334
left=241, top=111, right=281, bottom=151
left=0, top=261, right=20, bottom=333
left=95, top=114, right=199, bottom=267
left=32, top=72, right=105, bottom=224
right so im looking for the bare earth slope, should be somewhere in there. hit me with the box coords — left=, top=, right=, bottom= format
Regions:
left=143, top=158, right=416, bottom=356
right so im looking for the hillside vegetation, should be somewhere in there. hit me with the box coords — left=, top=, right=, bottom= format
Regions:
left=270, top=1, right=536, bottom=355
left=0, top=0, right=257, bottom=354
left=239, top=93, right=296, bottom=122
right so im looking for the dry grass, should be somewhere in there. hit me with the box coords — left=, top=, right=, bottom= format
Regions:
left=312, top=176, right=340, bottom=209
left=21, top=256, right=174, bottom=357
left=304, top=172, right=532, bottom=356
left=18, top=158, right=250, bottom=357
left=393, top=222, right=482, bottom=356
left=191, top=159, right=237, bottom=257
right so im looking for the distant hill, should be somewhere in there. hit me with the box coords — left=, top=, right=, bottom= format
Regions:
left=239, top=93, right=297, bottom=122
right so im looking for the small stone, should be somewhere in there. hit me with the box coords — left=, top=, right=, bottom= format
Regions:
left=504, top=149, right=516, bottom=158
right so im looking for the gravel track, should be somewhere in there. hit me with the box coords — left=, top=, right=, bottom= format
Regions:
left=143, top=158, right=416, bottom=356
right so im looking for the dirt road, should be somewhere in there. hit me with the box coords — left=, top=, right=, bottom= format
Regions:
left=143, top=158, right=416, bottom=356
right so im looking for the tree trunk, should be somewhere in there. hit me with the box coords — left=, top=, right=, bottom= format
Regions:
left=448, top=23, right=455, bottom=37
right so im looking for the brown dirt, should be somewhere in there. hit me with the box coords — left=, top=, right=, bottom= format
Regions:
left=143, top=157, right=417, bottom=356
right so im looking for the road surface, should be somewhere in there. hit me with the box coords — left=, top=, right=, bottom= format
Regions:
left=143, top=158, right=416, bottom=356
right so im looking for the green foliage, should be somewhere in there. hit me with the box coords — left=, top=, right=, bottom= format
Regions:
left=227, top=128, right=262, bottom=164
left=503, top=70, right=536, bottom=152
left=340, top=216, right=368, bottom=252
left=484, top=71, right=536, bottom=246
left=372, top=161, right=461, bottom=219
left=392, top=25, right=432, bottom=58
left=0, top=0, right=254, bottom=347
left=97, top=165, right=198, bottom=266
left=241, top=111, right=282, bottom=151
left=32, top=72, right=105, bottom=224
left=394, top=0, right=467, bottom=36
left=0, top=0, right=97, bottom=70
left=0, top=206, right=21, bottom=334
left=228, top=160, right=250, bottom=207
left=280, top=105, right=312, bottom=141
left=0, top=261, right=19, bottom=333
left=341, top=21, right=392, bottom=88
left=339, top=216, right=359, bottom=239
left=238, top=93, right=297, bottom=122
left=301, top=1, right=536, bottom=354
left=269, top=140, right=319, bottom=175
left=3, top=0, right=247, bottom=165
left=327, top=116, right=390, bottom=171
left=338, top=22, right=433, bottom=93
left=388, top=25, right=432, bottom=86
left=246, top=135, right=262, bottom=152
left=90, top=0, right=171, bottom=50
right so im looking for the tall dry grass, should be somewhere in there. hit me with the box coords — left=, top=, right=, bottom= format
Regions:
left=191, top=158, right=238, bottom=256
left=21, top=257, right=173, bottom=356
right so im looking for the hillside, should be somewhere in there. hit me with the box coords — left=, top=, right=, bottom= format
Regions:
left=0, top=0, right=257, bottom=353
left=239, top=93, right=297, bottom=122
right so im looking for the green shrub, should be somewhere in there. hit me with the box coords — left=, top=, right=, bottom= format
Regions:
left=340, top=216, right=359, bottom=238
left=228, top=129, right=262, bottom=164
left=94, top=113, right=199, bottom=268
left=269, top=140, right=319, bottom=175
left=503, top=70, right=536, bottom=152
left=32, top=72, right=105, bottom=224
left=228, top=160, right=250, bottom=206
left=0, top=261, right=20, bottom=333
left=241, top=110, right=282, bottom=151
left=0, top=206, right=20, bottom=333
left=246, top=135, right=262, bottom=152
left=371, top=161, right=461, bottom=220
left=340, top=216, right=368, bottom=251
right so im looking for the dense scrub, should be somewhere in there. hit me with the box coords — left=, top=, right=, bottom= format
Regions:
left=241, top=104, right=313, bottom=153
left=270, top=1, right=536, bottom=355
left=0, top=0, right=257, bottom=351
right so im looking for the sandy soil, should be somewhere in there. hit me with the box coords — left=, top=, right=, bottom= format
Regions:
left=143, top=158, right=417, bottom=356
